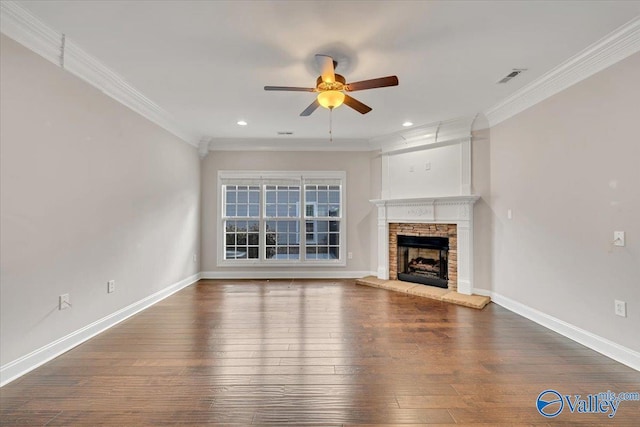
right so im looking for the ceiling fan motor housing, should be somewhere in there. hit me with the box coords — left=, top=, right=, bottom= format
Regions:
left=316, top=74, right=346, bottom=91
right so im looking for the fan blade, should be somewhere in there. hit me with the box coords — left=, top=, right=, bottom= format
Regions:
left=343, top=94, right=372, bottom=114
left=315, top=54, right=336, bottom=83
left=344, top=76, right=399, bottom=91
left=300, top=99, right=320, bottom=116
left=264, top=86, right=315, bottom=92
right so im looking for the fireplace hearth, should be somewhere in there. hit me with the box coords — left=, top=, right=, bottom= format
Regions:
left=397, top=235, right=449, bottom=288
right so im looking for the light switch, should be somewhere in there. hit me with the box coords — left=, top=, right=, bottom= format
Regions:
left=614, top=231, right=625, bottom=247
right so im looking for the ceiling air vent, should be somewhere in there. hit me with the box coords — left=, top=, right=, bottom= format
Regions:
left=277, top=131, right=294, bottom=135
left=498, top=68, right=527, bottom=84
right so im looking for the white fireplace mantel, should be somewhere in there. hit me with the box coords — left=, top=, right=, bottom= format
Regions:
left=371, top=196, right=480, bottom=295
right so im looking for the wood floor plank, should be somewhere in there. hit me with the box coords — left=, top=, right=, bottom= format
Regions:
left=1, top=279, right=639, bottom=425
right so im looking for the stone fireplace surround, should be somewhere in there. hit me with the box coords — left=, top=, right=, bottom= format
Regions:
left=371, top=196, right=479, bottom=295
left=390, top=223, right=457, bottom=291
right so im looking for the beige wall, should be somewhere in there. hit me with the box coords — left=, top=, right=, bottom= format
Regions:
left=201, top=150, right=377, bottom=275
left=0, top=35, right=201, bottom=365
left=471, top=123, right=492, bottom=291
left=488, top=52, right=640, bottom=351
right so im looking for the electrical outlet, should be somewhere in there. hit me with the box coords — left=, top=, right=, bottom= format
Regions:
left=59, top=294, right=70, bottom=310
left=614, top=300, right=627, bottom=317
left=348, top=252, right=353, bottom=259
left=507, top=209, right=513, bottom=220
left=193, top=253, right=197, bottom=263
left=107, top=280, right=115, bottom=293
left=425, top=162, right=431, bottom=171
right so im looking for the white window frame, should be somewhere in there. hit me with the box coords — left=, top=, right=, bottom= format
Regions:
left=217, top=170, right=346, bottom=267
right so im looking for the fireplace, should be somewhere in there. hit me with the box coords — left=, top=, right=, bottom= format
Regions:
left=371, top=196, right=479, bottom=295
left=389, top=223, right=457, bottom=290
left=397, top=235, right=449, bottom=288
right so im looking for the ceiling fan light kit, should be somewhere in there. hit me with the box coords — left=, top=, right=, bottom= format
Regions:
left=317, top=90, right=345, bottom=109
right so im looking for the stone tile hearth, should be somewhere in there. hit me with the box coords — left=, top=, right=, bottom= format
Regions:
left=356, top=276, right=491, bottom=310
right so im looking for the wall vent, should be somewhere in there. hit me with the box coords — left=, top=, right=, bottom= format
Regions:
left=498, top=68, right=527, bottom=84
left=277, top=131, right=294, bottom=135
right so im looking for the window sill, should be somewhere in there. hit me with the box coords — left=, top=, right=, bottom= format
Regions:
left=217, top=259, right=347, bottom=268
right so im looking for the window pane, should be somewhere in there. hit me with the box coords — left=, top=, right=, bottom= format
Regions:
left=224, top=220, right=259, bottom=260
left=277, top=205, right=288, bottom=216
left=329, top=233, right=339, bottom=245
left=266, top=191, right=276, bottom=203
left=329, top=247, right=340, bottom=259
left=248, top=233, right=259, bottom=246
left=305, top=218, right=341, bottom=261
left=305, top=204, right=315, bottom=216
left=226, top=234, right=235, bottom=245
left=265, top=220, right=300, bottom=260
left=226, top=185, right=259, bottom=218
left=306, top=191, right=316, bottom=202
left=305, top=184, right=340, bottom=220
left=265, top=204, right=276, bottom=217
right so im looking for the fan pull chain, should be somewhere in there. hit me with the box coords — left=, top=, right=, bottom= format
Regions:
left=329, top=108, right=333, bottom=143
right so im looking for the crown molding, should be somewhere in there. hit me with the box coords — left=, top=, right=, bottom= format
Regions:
left=0, top=0, right=60, bottom=65
left=369, top=116, right=475, bottom=155
left=485, top=16, right=640, bottom=127
left=0, top=1, right=200, bottom=147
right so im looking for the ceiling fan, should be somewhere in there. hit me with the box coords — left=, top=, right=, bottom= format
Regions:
left=264, top=54, right=399, bottom=116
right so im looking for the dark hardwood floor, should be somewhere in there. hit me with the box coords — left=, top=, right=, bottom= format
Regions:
left=2, top=279, right=639, bottom=425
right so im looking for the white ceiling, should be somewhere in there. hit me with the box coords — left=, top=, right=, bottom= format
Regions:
left=13, top=0, right=640, bottom=143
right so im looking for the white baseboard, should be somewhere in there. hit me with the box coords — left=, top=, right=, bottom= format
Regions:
left=476, top=288, right=640, bottom=372
left=0, top=272, right=201, bottom=387
left=201, top=270, right=374, bottom=280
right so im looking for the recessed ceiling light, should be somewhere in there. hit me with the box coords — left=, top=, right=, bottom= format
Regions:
left=402, top=121, right=413, bottom=127
left=237, top=120, right=248, bottom=126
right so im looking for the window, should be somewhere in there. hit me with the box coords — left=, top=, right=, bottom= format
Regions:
left=219, top=172, right=345, bottom=266
left=304, top=182, right=341, bottom=260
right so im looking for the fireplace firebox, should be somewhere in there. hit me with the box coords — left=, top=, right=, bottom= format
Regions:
left=397, top=235, right=449, bottom=288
